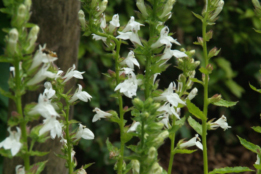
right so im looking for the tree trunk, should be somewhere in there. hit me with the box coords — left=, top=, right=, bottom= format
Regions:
left=3, top=0, right=80, bottom=173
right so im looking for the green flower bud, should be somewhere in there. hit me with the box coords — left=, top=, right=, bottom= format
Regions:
left=189, top=49, right=196, bottom=55
left=148, top=147, right=157, bottom=161
left=24, top=0, right=32, bottom=10
left=27, top=25, right=39, bottom=51
left=136, top=0, right=149, bottom=17
left=131, top=160, right=140, bottom=174
left=144, top=97, right=153, bottom=108
left=78, top=10, right=86, bottom=30
left=197, top=37, right=203, bottom=46
left=210, top=0, right=224, bottom=21
left=206, top=30, right=213, bottom=41
left=153, top=130, right=169, bottom=147
left=159, top=0, right=176, bottom=19
left=7, top=28, right=19, bottom=55
left=208, top=47, right=220, bottom=59
left=149, top=163, right=163, bottom=174
left=16, top=4, right=27, bottom=26
left=96, top=0, right=108, bottom=17
left=133, top=98, right=144, bottom=110
left=208, top=94, right=222, bottom=104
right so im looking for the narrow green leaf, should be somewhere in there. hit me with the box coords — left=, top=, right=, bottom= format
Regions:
left=188, top=116, right=202, bottom=135
left=29, top=151, right=49, bottom=157
left=238, top=136, right=260, bottom=153
left=192, top=11, right=203, bottom=20
left=83, top=162, right=95, bottom=169
left=254, top=28, right=261, bottom=33
left=252, top=126, right=261, bottom=133
left=199, top=67, right=210, bottom=75
left=190, top=78, right=203, bottom=85
left=173, top=149, right=197, bottom=155
left=68, top=119, right=80, bottom=125
left=250, top=83, right=261, bottom=93
left=209, top=166, right=253, bottom=174
left=213, top=99, right=238, bottom=108
left=186, top=100, right=205, bottom=120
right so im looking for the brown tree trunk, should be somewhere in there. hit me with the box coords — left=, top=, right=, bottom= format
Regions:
left=3, top=0, right=80, bottom=173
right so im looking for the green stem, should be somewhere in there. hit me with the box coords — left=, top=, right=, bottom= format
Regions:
left=168, top=117, right=177, bottom=174
left=140, top=118, right=145, bottom=148
left=65, top=105, right=73, bottom=174
left=202, top=14, right=209, bottom=174
left=14, top=59, right=30, bottom=170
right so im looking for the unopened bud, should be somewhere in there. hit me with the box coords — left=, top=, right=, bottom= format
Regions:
left=194, top=61, right=200, bottom=67
left=178, top=74, right=186, bottom=83
left=202, top=74, right=210, bottom=82
left=100, top=13, right=106, bottom=30
left=15, top=165, right=25, bottom=174
left=27, top=25, right=39, bottom=51
left=210, top=0, right=224, bottom=21
left=153, top=131, right=169, bottom=147
left=208, top=47, right=220, bottom=59
left=189, top=49, right=196, bottom=55
left=96, top=0, right=108, bottom=17
left=188, top=70, right=196, bottom=78
left=136, top=0, right=149, bottom=17
left=91, top=0, right=99, bottom=8
left=78, top=10, right=86, bottom=30
left=180, top=48, right=186, bottom=52
left=142, top=112, right=150, bottom=118
left=144, top=97, right=153, bottom=108
left=197, top=37, right=203, bottom=46
left=149, top=163, right=163, bottom=174
left=8, top=28, right=19, bottom=55
left=177, top=81, right=183, bottom=93
left=208, top=94, right=222, bottom=104
left=16, top=4, right=27, bottom=26
left=206, top=64, right=213, bottom=73
left=24, top=0, right=32, bottom=10
left=187, top=87, right=198, bottom=100
left=131, top=160, right=140, bottom=174
left=159, top=0, right=176, bottom=19
left=132, top=98, right=143, bottom=110
left=148, top=147, right=157, bottom=160
left=206, top=30, right=213, bottom=41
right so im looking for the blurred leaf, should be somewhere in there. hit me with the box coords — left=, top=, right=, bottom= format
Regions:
left=213, top=99, right=238, bottom=108
left=225, top=79, right=244, bottom=98
left=178, top=0, right=196, bottom=6
left=29, top=151, right=49, bottom=157
left=173, top=149, right=197, bottom=155
left=83, top=162, right=95, bottom=169
left=215, top=57, right=234, bottom=78
left=209, top=167, right=253, bottom=174
left=252, top=126, right=261, bottom=133
left=188, top=116, right=202, bottom=135
left=249, top=83, right=261, bottom=93
left=238, top=136, right=260, bottom=153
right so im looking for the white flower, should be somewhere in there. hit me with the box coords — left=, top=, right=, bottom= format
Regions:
left=43, top=82, right=56, bottom=99
left=69, top=84, right=92, bottom=103
left=77, top=167, right=87, bottom=174
left=255, top=155, right=260, bottom=165
left=55, top=70, right=64, bottom=80
left=116, top=30, right=142, bottom=46
left=153, top=73, right=160, bottom=84
left=29, top=45, right=58, bottom=71
left=115, top=72, right=141, bottom=98
left=92, top=34, right=107, bottom=42
left=210, top=115, right=231, bottom=131
left=121, top=51, right=140, bottom=69
left=0, top=127, right=22, bottom=156
left=92, top=107, right=112, bottom=122
left=157, top=102, right=180, bottom=119
left=122, top=16, right=144, bottom=32
left=186, top=87, right=198, bottom=100
left=154, top=82, right=186, bottom=107
left=39, top=116, right=63, bottom=139
left=63, top=64, right=85, bottom=83
left=119, top=67, right=134, bottom=75
left=127, top=122, right=141, bottom=133
left=100, top=13, right=106, bottom=31
left=29, top=93, right=59, bottom=118
left=15, top=165, right=25, bottom=174
left=71, top=150, right=76, bottom=162
left=27, top=64, right=56, bottom=86
left=75, top=124, right=94, bottom=140
left=151, top=26, right=180, bottom=49
left=158, top=113, right=170, bottom=128
left=109, top=14, right=120, bottom=33
left=179, top=134, right=203, bottom=150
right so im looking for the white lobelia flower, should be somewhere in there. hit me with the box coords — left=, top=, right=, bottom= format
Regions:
left=27, top=64, right=56, bottom=86
left=39, top=116, right=63, bottom=139
left=151, top=26, right=180, bottom=49
left=154, top=82, right=186, bottom=107
left=71, top=150, right=76, bottom=162
left=210, top=115, right=231, bottom=131
left=29, top=44, right=58, bottom=71
left=122, top=16, right=144, bottom=32
left=127, top=121, right=141, bottom=133
left=255, top=155, right=260, bottom=165
left=92, top=34, right=107, bottom=42
left=63, top=64, right=85, bottom=83
left=69, top=84, right=92, bottom=103
left=55, top=70, right=64, bottom=80
left=119, top=67, right=134, bottom=75
left=15, top=165, right=25, bottom=174
left=116, top=30, right=142, bottom=46
left=120, top=51, right=140, bottom=69
left=29, top=93, right=59, bottom=118
left=92, top=107, right=112, bottom=122
left=179, top=134, right=203, bottom=150
left=158, top=113, right=170, bottom=129
left=75, top=123, right=94, bottom=140
left=43, top=82, right=56, bottom=99
left=153, top=73, right=160, bottom=84
left=186, top=87, right=198, bottom=101
left=109, top=14, right=120, bottom=33
left=0, top=127, right=22, bottom=156
left=157, top=102, right=180, bottom=119
left=115, top=72, right=142, bottom=98
left=100, top=13, right=106, bottom=31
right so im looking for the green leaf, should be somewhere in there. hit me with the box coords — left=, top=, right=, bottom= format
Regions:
left=213, top=99, right=238, bottom=108
left=122, top=127, right=133, bottom=144
left=83, top=162, right=95, bottom=169
left=249, top=83, right=261, bottom=93
left=0, top=148, right=13, bottom=158
left=254, top=28, right=261, bottom=34
left=215, top=58, right=234, bottom=78
left=190, top=78, right=203, bottom=85
left=68, top=119, right=80, bottom=125
left=254, top=164, right=261, bottom=170
left=192, top=11, right=203, bottom=20
left=252, top=126, right=261, bottom=133
left=173, top=149, right=197, bottom=155
left=29, top=151, right=49, bottom=157
left=186, top=100, right=205, bottom=120
left=106, top=138, right=120, bottom=159
left=199, top=67, right=210, bottom=75
left=29, top=160, right=48, bottom=174
left=238, top=136, right=261, bottom=153
left=188, top=116, right=202, bottom=135
left=225, top=80, right=244, bottom=98
left=208, top=167, right=253, bottom=174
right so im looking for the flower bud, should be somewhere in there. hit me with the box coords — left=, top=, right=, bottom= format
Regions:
left=16, top=4, right=27, bottom=26
left=78, top=10, right=86, bottom=30
left=210, top=0, right=224, bottom=21
left=206, top=30, right=213, bottom=41
left=188, top=70, right=196, bottom=78
left=149, top=163, right=163, bottom=174
left=153, top=130, right=169, bottom=147
left=177, top=81, right=183, bottom=93
left=100, top=13, right=106, bottom=30
left=27, top=25, right=40, bottom=51
left=206, top=64, right=213, bottom=73
left=15, top=165, right=25, bottom=174
left=132, top=98, right=143, bottom=110
left=148, top=147, right=157, bottom=160
left=91, top=0, right=99, bottom=8
left=24, top=0, right=32, bottom=10
left=208, top=47, right=220, bottom=59
left=8, top=28, right=19, bottom=55
left=208, top=94, right=222, bottom=104
left=187, top=87, right=198, bottom=100
left=131, top=160, right=140, bottom=174
left=197, top=37, right=203, bottom=46
left=159, top=0, right=176, bottom=19
left=96, top=0, right=108, bottom=17
left=144, top=97, right=153, bottom=108
left=136, top=0, right=149, bottom=18
left=189, top=49, right=196, bottom=55
left=202, top=74, right=210, bottom=82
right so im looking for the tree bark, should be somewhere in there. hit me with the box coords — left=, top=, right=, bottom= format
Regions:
left=3, top=0, right=80, bottom=173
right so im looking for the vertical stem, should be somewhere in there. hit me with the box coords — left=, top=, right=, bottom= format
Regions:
left=202, top=15, right=209, bottom=174
left=65, top=105, right=73, bottom=174
left=14, top=59, right=30, bottom=170
left=168, top=117, right=176, bottom=174
left=140, top=118, right=145, bottom=148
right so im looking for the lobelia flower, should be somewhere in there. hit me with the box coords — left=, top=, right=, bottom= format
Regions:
left=153, top=73, right=160, bottom=84
left=120, top=51, right=140, bottom=69
left=15, top=165, right=25, bottom=174
left=115, top=71, right=142, bottom=98
left=109, top=14, right=120, bottom=33
left=210, top=115, right=231, bottom=131
left=157, top=102, right=180, bottom=119
left=63, top=64, right=85, bottom=83
left=69, top=84, right=92, bottom=103
left=0, top=127, right=22, bottom=156
left=122, top=16, right=144, bottom=32
left=255, top=155, right=260, bottom=165
left=186, top=87, right=198, bottom=100
left=71, top=150, right=76, bottom=162
left=92, top=34, right=107, bottom=42
left=100, top=13, right=106, bottom=31
left=29, top=44, right=58, bottom=71
left=43, top=82, right=56, bottom=99
left=92, top=107, right=112, bottom=122
left=116, top=29, right=142, bottom=46
left=119, top=67, right=134, bottom=75
left=158, top=113, right=170, bottom=129
left=151, top=26, right=180, bottom=49
left=154, top=82, right=186, bottom=107
left=179, top=134, right=203, bottom=150
left=39, top=116, right=63, bottom=139
left=27, top=64, right=56, bottom=86
left=74, top=124, right=94, bottom=140
left=127, top=121, right=141, bottom=133
left=29, top=93, right=59, bottom=118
